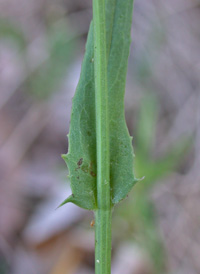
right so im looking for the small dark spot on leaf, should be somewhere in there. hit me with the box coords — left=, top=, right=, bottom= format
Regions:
left=90, top=171, right=96, bottom=177
left=87, top=131, right=91, bottom=136
left=77, top=158, right=83, bottom=167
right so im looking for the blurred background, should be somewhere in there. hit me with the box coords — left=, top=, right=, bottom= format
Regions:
left=0, top=0, right=199, bottom=273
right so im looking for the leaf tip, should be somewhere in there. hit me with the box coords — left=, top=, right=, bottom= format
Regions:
left=56, top=194, right=75, bottom=209
left=134, top=176, right=145, bottom=184
left=62, top=154, right=69, bottom=164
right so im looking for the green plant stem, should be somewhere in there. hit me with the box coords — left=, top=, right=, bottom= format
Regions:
left=93, top=0, right=111, bottom=273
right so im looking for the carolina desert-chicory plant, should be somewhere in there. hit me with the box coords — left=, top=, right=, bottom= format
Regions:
left=60, top=0, right=136, bottom=273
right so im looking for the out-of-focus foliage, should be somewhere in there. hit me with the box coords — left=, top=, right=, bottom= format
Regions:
left=0, top=18, right=26, bottom=51
left=26, top=20, right=76, bottom=100
left=0, top=17, right=76, bottom=101
left=135, top=94, right=191, bottom=183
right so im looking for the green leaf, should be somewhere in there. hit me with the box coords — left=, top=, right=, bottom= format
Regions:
left=62, top=0, right=136, bottom=210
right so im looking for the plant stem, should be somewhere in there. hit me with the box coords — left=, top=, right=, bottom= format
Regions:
left=93, top=0, right=111, bottom=273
